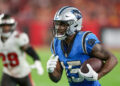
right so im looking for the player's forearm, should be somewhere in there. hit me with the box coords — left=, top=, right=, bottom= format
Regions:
left=24, top=46, right=40, bottom=61
left=98, top=55, right=118, bottom=79
left=48, top=70, right=62, bottom=83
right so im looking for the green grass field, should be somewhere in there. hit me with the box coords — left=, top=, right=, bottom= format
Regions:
left=0, top=47, right=120, bottom=86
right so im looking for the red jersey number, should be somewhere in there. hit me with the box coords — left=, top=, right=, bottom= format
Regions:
left=0, top=53, right=19, bottom=67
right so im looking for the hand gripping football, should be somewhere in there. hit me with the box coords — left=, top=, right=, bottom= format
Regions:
left=81, top=58, right=103, bottom=73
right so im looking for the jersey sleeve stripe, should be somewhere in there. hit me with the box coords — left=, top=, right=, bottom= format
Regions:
left=82, top=31, right=92, bottom=54
left=51, top=39, right=56, bottom=54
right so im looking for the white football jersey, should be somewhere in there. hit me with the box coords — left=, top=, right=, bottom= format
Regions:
left=0, top=31, right=31, bottom=78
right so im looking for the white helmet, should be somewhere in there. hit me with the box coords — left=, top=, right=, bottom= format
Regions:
left=53, top=6, right=82, bottom=40
left=0, top=13, right=16, bottom=37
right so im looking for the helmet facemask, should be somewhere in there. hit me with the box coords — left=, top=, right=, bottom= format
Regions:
left=53, top=20, right=74, bottom=40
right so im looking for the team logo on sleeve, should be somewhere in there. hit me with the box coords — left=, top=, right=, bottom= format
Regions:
left=87, top=39, right=96, bottom=46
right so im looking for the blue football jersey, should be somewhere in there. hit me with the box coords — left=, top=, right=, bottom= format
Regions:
left=51, top=31, right=101, bottom=86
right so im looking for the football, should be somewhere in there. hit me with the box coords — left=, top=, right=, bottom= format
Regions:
left=81, top=58, right=103, bottom=73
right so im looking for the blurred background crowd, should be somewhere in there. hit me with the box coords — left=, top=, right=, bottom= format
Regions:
left=0, top=0, right=120, bottom=47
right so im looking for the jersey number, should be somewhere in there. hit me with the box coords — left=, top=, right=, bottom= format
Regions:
left=0, top=53, right=19, bottom=67
left=61, top=61, right=84, bottom=83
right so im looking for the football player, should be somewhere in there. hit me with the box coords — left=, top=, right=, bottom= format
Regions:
left=0, top=13, right=44, bottom=86
left=47, top=6, right=118, bottom=86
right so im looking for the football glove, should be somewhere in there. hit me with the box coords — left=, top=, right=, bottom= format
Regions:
left=79, top=64, right=98, bottom=81
left=30, top=60, right=44, bottom=75
left=47, top=54, right=58, bottom=73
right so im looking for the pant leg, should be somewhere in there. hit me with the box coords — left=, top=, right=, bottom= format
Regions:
left=1, top=73, right=17, bottom=86
left=18, top=74, right=34, bottom=86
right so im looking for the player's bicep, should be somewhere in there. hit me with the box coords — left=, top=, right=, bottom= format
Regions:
left=91, top=44, right=110, bottom=60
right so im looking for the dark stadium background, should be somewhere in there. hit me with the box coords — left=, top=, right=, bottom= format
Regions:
left=0, top=0, right=120, bottom=86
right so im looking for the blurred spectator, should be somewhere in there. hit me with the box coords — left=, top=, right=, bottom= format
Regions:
left=0, top=0, right=120, bottom=46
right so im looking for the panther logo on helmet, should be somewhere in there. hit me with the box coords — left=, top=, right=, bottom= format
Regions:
left=53, top=6, right=82, bottom=40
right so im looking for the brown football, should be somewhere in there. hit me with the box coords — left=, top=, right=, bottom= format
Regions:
left=81, top=58, right=103, bottom=73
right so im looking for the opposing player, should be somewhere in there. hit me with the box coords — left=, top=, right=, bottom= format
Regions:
left=0, top=14, right=44, bottom=86
left=47, top=6, right=118, bottom=86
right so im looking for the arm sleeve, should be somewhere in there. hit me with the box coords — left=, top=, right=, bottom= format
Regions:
left=25, top=46, right=40, bottom=61
left=17, top=33, right=29, bottom=47
left=85, top=33, right=101, bottom=55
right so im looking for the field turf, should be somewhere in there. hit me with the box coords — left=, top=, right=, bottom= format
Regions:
left=0, top=47, right=120, bottom=86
